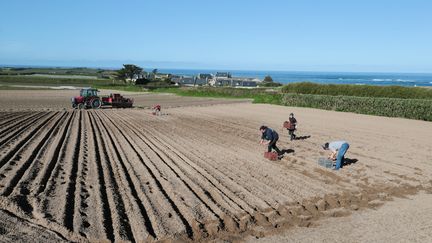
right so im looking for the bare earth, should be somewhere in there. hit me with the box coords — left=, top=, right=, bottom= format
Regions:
left=0, top=90, right=431, bottom=242
left=247, top=192, right=432, bottom=243
left=0, top=89, right=251, bottom=111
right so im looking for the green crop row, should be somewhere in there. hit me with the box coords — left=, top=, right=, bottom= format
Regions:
left=281, top=93, right=432, bottom=121
left=281, top=82, right=432, bottom=99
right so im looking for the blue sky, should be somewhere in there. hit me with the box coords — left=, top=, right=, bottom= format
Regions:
left=1, top=0, right=431, bottom=72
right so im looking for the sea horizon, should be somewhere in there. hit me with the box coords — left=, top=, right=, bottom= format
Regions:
left=160, top=68, right=432, bottom=87
left=2, top=64, right=432, bottom=87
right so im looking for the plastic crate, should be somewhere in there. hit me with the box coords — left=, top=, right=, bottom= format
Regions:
left=264, top=151, right=278, bottom=161
left=318, top=157, right=334, bottom=168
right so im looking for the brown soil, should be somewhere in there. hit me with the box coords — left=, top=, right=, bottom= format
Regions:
left=0, top=90, right=431, bottom=242
left=247, top=192, right=432, bottom=242
left=0, top=89, right=250, bottom=111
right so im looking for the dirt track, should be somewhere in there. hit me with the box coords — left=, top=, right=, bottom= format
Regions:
left=0, top=91, right=432, bottom=242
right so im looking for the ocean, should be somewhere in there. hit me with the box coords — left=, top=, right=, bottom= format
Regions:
left=159, top=69, right=432, bottom=87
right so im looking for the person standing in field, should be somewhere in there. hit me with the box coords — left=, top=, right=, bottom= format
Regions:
left=322, top=140, right=350, bottom=170
left=259, top=125, right=282, bottom=155
left=287, top=113, right=297, bottom=141
left=153, top=104, right=161, bottom=116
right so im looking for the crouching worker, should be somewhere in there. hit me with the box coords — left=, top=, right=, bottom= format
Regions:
left=259, top=125, right=282, bottom=155
left=322, top=140, right=350, bottom=170
left=152, top=104, right=161, bottom=115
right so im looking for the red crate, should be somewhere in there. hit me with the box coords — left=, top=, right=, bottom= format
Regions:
left=264, top=152, right=278, bottom=161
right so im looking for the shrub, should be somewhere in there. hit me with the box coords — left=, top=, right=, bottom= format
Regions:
left=281, top=82, right=432, bottom=99
left=281, top=93, right=432, bottom=121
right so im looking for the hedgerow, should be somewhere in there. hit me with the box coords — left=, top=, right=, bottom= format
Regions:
left=282, top=93, right=432, bottom=121
left=281, top=82, right=432, bottom=99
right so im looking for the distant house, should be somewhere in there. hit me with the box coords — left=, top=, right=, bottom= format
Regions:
left=211, top=75, right=261, bottom=87
left=194, top=78, right=208, bottom=86
left=125, top=73, right=146, bottom=84
left=197, top=73, right=213, bottom=80
left=172, top=76, right=197, bottom=86
left=154, top=73, right=171, bottom=79
left=231, top=78, right=260, bottom=87
left=170, top=75, right=182, bottom=84
left=172, top=75, right=210, bottom=86
left=214, top=79, right=232, bottom=86
left=177, top=77, right=195, bottom=86
left=215, top=72, right=232, bottom=78
left=240, top=81, right=259, bottom=87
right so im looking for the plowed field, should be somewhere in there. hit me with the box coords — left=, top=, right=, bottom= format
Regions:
left=0, top=91, right=432, bottom=242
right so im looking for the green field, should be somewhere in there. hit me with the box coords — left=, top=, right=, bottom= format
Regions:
left=0, top=67, right=117, bottom=87
left=0, top=66, right=115, bottom=78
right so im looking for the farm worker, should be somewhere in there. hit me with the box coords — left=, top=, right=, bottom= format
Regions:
left=153, top=104, right=161, bottom=115
left=322, top=141, right=350, bottom=170
left=287, top=113, right=297, bottom=141
left=259, top=125, right=282, bottom=155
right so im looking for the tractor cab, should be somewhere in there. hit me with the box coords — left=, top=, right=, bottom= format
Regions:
left=80, top=88, right=99, bottom=97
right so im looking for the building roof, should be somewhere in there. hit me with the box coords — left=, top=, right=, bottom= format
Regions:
left=198, top=73, right=213, bottom=79
left=215, top=72, right=231, bottom=78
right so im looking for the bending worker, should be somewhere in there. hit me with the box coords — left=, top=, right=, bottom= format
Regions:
left=322, top=140, right=350, bottom=170
left=259, top=125, right=282, bottom=155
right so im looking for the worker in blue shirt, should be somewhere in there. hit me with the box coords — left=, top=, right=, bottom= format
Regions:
left=322, top=140, right=350, bottom=170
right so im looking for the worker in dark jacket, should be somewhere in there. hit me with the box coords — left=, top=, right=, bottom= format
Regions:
left=287, top=113, right=297, bottom=141
left=259, top=125, right=282, bottom=154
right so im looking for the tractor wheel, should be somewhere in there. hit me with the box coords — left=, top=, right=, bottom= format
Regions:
left=91, top=98, right=101, bottom=109
left=78, top=103, right=84, bottom=109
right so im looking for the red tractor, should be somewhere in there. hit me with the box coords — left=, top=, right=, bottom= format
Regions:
left=71, top=88, right=133, bottom=109
left=71, top=88, right=102, bottom=109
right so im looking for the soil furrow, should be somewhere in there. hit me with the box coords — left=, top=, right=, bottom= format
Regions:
left=88, top=111, right=136, bottom=242
left=13, top=112, right=71, bottom=195
left=0, top=112, right=59, bottom=168
left=0, top=112, right=18, bottom=122
left=119, top=111, right=275, bottom=211
left=123, top=114, right=258, bottom=213
left=87, top=112, right=115, bottom=242
left=108, top=112, right=252, bottom=227
left=93, top=111, right=157, bottom=240
left=0, top=112, right=43, bottom=139
left=100, top=111, right=226, bottom=239
left=0, top=112, right=31, bottom=128
left=73, top=111, right=92, bottom=237
left=0, top=112, right=66, bottom=196
left=63, top=111, right=81, bottom=231
left=36, top=112, right=75, bottom=195
left=94, top=111, right=197, bottom=240
left=168, top=114, right=326, bottom=201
